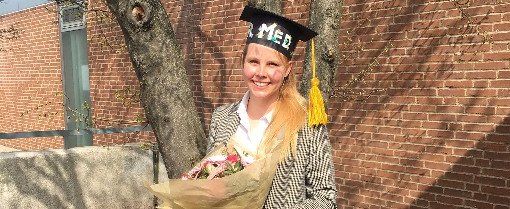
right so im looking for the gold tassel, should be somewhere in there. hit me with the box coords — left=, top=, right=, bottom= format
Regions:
left=308, top=39, right=328, bottom=126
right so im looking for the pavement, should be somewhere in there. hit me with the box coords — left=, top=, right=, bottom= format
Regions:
left=0, top=145, right=19, bottom=152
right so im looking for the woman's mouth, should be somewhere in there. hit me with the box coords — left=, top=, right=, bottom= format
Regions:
left=253, top=81, right=269, bottom=87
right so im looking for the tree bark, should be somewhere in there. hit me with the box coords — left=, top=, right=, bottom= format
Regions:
left=105, top=0, right=206, bottom=178
left=299, top=0, right=342, bottom=103
left=248, top=0, right=282, bottom=14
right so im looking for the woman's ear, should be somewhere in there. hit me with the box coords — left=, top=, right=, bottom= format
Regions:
left=285, top=62, right=293, bottom=77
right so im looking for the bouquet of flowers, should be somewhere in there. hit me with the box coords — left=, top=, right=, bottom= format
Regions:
left=180, top=143, right=255, bottom=180
left=148, top=139, right=282, bottom=209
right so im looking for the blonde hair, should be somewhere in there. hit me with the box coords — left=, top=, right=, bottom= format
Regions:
left=242, top=44, right=307, bottom=160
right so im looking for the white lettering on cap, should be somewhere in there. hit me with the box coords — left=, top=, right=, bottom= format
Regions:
left=273, top=29, right=283, bottom=44
left=248, top=23, right=254, bottom=38
left=255, top=23, right=292, bottom=51
left=282, top=34, right=292, bottom=49
left=257, top=23, right=277, bottom=40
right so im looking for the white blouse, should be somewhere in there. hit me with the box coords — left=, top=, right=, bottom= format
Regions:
left=234, top=92, right=273, bottom=155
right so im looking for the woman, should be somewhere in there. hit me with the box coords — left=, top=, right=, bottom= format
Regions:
left=207, top=5, right=337, bottom=208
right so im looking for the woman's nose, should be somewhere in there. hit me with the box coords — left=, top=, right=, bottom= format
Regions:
left=254, top=65, right=267, bottom=77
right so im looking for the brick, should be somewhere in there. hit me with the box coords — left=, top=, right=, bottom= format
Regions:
left=427, top=130, right=455, bottom=139
left=476, top=141, right=507, bottom=152
left=471, top=192, right=488, bottom=202
left=442, top=81, right=473, bottom=88
left=435, top=105, right=463, bottom=113
left=484, top=151, right=510, bottom=161
left=488, top=195, right=510, bottom=205
left=497, top=71, right=510, bottom=79
left=356, top=124, right=378, bottom=132
left=436, top=179, right=465, bottom=189
left=464, top=106, right=496, bottom=115
left=465, top=183, right=481, bottom=192
left=420, top=153, right=446, bottom=162
left=495, top=125, right=510, bottom=133
left=482, top=168, right=510, bottom=179
left=494, top=205, right=510, bottom=209
left=466, top=89, right=498, bottom=97
left=496, top=107, right=510, bottom=115
left=428, top=114, right=456, bottom=122
left=437, top=89, right=465, bottom=97
left=409, top=104, right=436, bottom=112
left=443, top=171, right=474, bottom=182
left=454, top=132, right=485, bottom=140
left=421, top=121, right=448, bottom=130
left=473, top=160, right=491, bottom=170
left=465, top=200, right=494, bottom=209
left=474, top=176, right=506, bottom=187
left=445, top=139, right=475, bottom=148
left=490, top=80, right=510, bottom=88
left=435, top=194, right=464, bottom=205
left=481, top=185, right=510, bottom=196
left=341, top=158, right=361, bottom=166
left=491, top=160, right=510, bottom=170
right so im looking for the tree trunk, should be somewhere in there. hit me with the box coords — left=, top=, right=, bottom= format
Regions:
left=248, top=0, right=282, bottom=14
left=299, top=0, right=342, bottom=103
left=105, top=0, right=206, bottom=178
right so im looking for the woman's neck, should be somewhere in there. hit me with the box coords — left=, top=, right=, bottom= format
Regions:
left=246, top=94, right=277, bottom=120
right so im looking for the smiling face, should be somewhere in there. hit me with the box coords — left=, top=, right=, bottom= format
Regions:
left=243, top=43, right=291, bottom=106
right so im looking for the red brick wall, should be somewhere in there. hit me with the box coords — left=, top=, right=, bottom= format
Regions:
left=0, top=2, right=155, bottom=149
left=0, top=3, right=64, bottom=150
left=331, top=0, right=510, bottom=208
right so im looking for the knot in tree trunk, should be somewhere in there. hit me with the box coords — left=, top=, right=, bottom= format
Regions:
left=127, top=0, right=152, bottom=30
left=324, top=47, right=335, bottom=63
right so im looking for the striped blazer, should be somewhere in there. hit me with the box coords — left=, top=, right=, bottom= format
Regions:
left=207, top=102, right=338, bottom=209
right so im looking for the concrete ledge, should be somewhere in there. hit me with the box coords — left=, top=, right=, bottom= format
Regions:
left=0, top=145, right=18, bottom=152
left=0, top=144, right=168, bottom=209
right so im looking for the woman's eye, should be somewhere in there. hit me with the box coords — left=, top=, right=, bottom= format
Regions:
left=268, top=62, right=279, bottom=67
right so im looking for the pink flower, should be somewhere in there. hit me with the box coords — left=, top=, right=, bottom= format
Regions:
left=226, top=154, right=240, bottom=163
left=206, top=163, right=228, bottom=180
left=181, top=165, right=202, bottom=180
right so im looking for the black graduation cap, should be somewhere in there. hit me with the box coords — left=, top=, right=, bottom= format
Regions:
left=239, top=5, right=318, bottom=59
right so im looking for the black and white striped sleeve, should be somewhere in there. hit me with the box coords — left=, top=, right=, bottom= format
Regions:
left=296, top=125, right=338, bottom=209
left=206, top=108, right=221, bottom=152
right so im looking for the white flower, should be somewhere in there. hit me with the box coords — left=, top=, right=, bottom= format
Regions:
left=207, top=155, right=227, bottom=162
left=240, top=155, right=255, bottom=167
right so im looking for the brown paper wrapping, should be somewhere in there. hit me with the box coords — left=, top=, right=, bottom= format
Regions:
left=148, top=140, right=281, bottom=209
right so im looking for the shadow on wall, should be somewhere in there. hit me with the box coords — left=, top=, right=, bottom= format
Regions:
left=410, top=116, right=510, bottom=208
left=327, top=0, right=509, bottom=208
left=0, top=146, right=163, bottom=209
left=172, top=1, right=242, bottom=130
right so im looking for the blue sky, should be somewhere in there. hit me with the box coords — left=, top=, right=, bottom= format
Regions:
left=0, top=0, right=49, bottom=16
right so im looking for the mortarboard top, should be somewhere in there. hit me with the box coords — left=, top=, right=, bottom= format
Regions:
left=240, top=5, right=318, bottom=59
